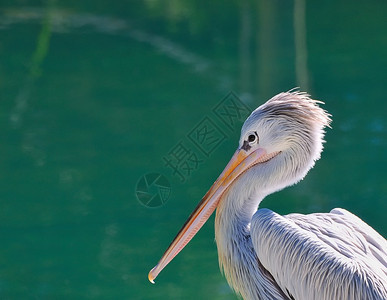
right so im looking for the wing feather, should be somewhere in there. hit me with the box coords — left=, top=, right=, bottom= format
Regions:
left=250, top=208, right=387, bottom=300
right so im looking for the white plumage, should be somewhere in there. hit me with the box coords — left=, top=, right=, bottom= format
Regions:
left=255, top=209, right=386, bottom=299
left=149, top=91, right=387, bottom=300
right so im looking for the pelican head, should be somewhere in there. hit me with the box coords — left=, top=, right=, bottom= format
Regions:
left=148, top=91, right=331, bottom=283
left=236, top=91, right=331, bottom=197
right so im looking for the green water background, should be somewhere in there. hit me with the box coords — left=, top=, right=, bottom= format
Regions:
left=0, top=1, right=386, bottom=299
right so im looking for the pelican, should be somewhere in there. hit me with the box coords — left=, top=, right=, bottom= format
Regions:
left=148, top=91, right=387, bottom=300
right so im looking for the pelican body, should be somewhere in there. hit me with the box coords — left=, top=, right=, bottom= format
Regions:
left=149, top=92, right=387, bottom=300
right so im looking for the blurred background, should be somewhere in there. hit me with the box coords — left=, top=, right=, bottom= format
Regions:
left=0, top=0, right=386, bottom=299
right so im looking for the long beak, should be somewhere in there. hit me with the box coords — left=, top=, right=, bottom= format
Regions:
left=148, top=147, right=269, bottom=283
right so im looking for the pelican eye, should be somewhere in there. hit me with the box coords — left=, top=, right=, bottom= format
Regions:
left=247, top=132, right=258, bottom=144
left=242, top=132, right=259, bottom=151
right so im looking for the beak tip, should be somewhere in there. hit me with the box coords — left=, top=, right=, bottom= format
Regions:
left=148, top=267, right=156, bottom=284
